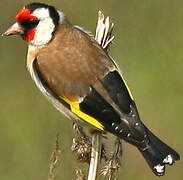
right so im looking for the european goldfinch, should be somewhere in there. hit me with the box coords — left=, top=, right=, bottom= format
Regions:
left=3, top=2, right=180, bottom=176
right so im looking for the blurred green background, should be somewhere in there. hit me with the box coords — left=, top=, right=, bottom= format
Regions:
left=0, top=0, right=183, bottom=179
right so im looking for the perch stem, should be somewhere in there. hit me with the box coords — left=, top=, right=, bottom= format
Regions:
left=87, top=133, right=101, bottom=180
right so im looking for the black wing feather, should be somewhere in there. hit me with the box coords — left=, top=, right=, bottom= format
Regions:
left=100, top=70, right=132, bottom=114
left=78, top=70, right=147, bottom=148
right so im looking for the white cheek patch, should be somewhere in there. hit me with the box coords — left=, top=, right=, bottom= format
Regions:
left=30, top=17, right=55, bottom=47
left=29, top=8, right=68, bottom=47
left=28, top=7, right=56, bottom=47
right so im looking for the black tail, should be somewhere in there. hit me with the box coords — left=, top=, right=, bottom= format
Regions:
left=138, top=126, right=180, bottom=176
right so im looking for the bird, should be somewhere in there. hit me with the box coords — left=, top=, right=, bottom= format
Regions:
left=3, top=2, right=180, bottom=176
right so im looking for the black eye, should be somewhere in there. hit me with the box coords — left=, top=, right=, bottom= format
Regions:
left=21, top=20, right=40, bottom=30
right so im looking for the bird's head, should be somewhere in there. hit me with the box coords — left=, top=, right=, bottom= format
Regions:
left=3, top=2, right=65, bottom=47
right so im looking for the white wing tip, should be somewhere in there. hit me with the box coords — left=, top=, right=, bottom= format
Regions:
left=154, top=164, right=165, bottom=175
left=163, top=154, right=174, bottom=165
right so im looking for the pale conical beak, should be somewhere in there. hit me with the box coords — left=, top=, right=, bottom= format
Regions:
left=2, top=22, right=24, bottom=36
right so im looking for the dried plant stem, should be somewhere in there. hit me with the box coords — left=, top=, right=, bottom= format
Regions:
left=72, top=11, right=115, bottom=180
left=95, top=11, right=114, bottom=50
left=76, top=168, right=86, bottom=180
left=87, top=11, right=114, bottom=180
left=87, top=133, right=101, bottom=180
left=48, top=134, right=61, bottom=180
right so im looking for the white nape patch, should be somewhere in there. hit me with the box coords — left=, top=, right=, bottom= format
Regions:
left=29, top=8, right=55, bottom=47
left=57, top=10, right=66, bottom=23
left=163, top=154, right=173, bottom=165
left=154, top=164, right=165, bottom=174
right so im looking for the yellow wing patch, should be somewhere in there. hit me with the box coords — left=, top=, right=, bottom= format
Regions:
left=61, top=97, right=104, bottom=130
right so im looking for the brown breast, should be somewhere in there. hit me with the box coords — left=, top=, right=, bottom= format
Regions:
left=36, top=22, right=114, bottom=101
